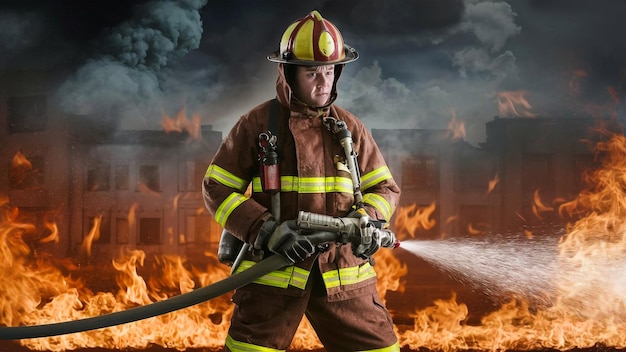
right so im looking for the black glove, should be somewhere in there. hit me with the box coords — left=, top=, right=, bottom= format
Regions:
left=254, top=220, right=316, bottom=264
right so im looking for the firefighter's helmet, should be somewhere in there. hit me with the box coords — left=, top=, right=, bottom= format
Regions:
left=267, top=10, right=358, bottom=65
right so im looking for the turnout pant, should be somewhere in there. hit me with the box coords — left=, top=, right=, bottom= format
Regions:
left=224, top=263, right=399, bottom=352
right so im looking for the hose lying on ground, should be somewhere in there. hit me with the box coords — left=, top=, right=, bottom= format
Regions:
left=0, top=254, right=291, bottom=340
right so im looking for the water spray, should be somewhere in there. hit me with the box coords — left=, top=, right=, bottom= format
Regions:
left=400, top=233, right=562, bottom=306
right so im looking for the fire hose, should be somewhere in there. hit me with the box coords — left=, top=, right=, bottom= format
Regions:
left=0, top=212, right=397, bottom=340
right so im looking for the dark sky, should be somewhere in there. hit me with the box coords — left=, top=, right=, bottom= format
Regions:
left=1, top=0, right=626, bottom=144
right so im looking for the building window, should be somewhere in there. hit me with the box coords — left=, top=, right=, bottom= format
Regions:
left=87, top=161, right=110, bottom=192
left=8, top=95, right=47, bottom=133
left=9, top=153, right=44, bottom=191
left=181, top=214, right=220, bottom=246
left=139, top=217, right=161, bottom=245
left=139, top=164, right=160, bottom=192
left=522, top=154, right=558, bottom=225
left=522, top=153, right=554, bottom=193
left=401, top=156, right=438, bottom=191
left=455, top=153, right=493, bottom=192
left=115, top=164, right=130, bottom=190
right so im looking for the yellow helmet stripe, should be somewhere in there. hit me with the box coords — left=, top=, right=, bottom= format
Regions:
left=293, top=19, right=315, bottom=61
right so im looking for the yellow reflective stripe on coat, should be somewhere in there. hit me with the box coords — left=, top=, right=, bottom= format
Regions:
left=251, top=176, right=353, bottom=194
left=226, top=334, right=284, bottom=352
left=357, top=342, right=400, bottom=352
left=234, top=260, right=310, bottom=290
left=360, top=166, right=393, bottom=191
left=205, top=164, right=248, bottom=192
left=321, top=262, right=377, bottom=289
left=215, top=192, right=248, bottom=227
left=363, top=193, right=393, bottom=222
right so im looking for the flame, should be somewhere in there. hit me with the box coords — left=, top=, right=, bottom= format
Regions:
left=446, top=109, right=466, bottom=141
left=531, top=189, right=554, bottom=220
left=11, top=150, right=32, bottom=169
left=467, top=222, right=486, bottom=236
left=9, top=151, right=35, bottom=189
left=394, top=202, right=437, bottom=239
left=0, top=217, right=233, bottom=351
left=0, top=196, right=409, bottom=351
left=38, top=215, right=59, bottom=244
left=396, top=130, right=626, bottom=350
left=495, top=91, right=537, bottom=118
left=79, top=215, right=102, bottom=259
left=161, top=107, right=202, bottom=141
left=128, top=203, right=138, bottom=227
left=9, top=130, right=626, bottom=351
left=486, top=173, right=499, bottom=195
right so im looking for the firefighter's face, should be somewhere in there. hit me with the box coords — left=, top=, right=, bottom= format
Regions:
left=293, top=65, right=335, bottom=108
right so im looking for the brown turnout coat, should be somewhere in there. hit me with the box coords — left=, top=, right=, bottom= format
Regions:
left=202, top=64, right=400, bottom=301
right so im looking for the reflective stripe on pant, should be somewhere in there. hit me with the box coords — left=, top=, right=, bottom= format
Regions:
left=225, top=336, right=399, bottom=352
left=225, top=334, right=284, bottom=352
left=225, top=263, right=398, bottom=352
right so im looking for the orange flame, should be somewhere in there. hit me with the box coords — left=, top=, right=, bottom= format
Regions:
left=9, top=151, right=34, bottom=189
left=531, top=189, right=554, bottom=220
left=393, top=202, right=437, bottom=239
left=446, top=109, right=466, bottom=141
left=38, top=215, right=59, bottom=244
left=486, top=173, right=499, bottom=195
left=161, top=107, right=202, bottom=141
left=79, top=215, right=102, bottom=259
left=396, top=129, right=626, bottom=351
left=495, top=91, right=537, bottom=118
left=9, top=130, right=626, bottom=351
left=128, top=202, right=138, bottom=227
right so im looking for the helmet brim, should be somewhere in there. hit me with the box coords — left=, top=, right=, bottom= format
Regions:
left=267, top=44, right=359, bottom=65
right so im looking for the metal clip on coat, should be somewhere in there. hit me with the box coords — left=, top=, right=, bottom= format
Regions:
left=322, top=117, right=363, bottom=207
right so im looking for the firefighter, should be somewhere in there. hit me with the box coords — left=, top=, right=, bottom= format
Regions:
left=202, top=10, right=401, bottom=352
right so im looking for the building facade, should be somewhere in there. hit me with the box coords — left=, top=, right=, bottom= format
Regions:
left=1, top=69, right=613, bottom=262
left=0, top=69, right=222, bottom=262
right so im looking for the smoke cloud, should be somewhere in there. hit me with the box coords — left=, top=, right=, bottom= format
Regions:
left=2, top=0, right=625, bottom=144
left=55, top=0, right=208, bottom=129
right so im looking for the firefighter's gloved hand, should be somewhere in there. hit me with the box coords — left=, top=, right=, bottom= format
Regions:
left=351, top=215, right=382, bottom=259
left=255, top=220, right=315, bottom=264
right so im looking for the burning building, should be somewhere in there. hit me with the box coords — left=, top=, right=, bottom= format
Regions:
left=375, top=115, right=606, bottom=237
left=2, top=65, right=625, bottom=351
left=0, top=68, right=223, bottom=263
